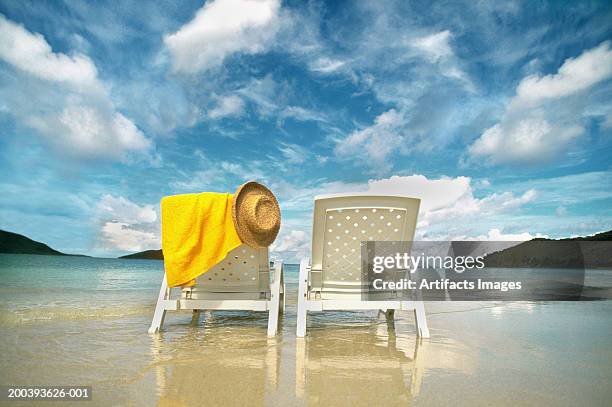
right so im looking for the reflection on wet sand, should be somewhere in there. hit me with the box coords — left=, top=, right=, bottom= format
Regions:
left=149, top=312, right=282, bottom=407
left=142, top=298, right=609, bottom=406
left=146, top=300, right=481, bottom=406
left=3, top=258, right=611, bottom=406
left=296, top=312, right=422, bottom=406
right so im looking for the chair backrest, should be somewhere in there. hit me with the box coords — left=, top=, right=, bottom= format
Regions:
left=311, top=194, right=420, bottom=292
left=193, top=244, right=270, bottom=293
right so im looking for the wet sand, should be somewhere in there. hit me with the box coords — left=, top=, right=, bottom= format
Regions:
left=0, top=255, right=611, bottom=406
left=2, top=297, right=611, bottom=406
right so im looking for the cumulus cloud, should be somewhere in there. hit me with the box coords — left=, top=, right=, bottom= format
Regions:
left=28, top=104, right=152, bottom=159
left=207, top=94, right=245, bottom=119
left=469, top=41, right=612, bottom=165
left=364, top=175, right=470, bottom=212
left=0, top=15, right=98, bottom=89
left=362, top=175, right=537, bottom=230
left=469, top=118, right=583, bottom=164
left=514, top=41, right=612, bottom=106
left=164, top=0, right=281, bottom=73
left=96, top=195, right=160, bottom=252
left=335, top=109, right=406, bottom=173
left=97, top=195, right=157, bottom=224
left=273, top=174, right=539, bottom=259
left=100, top=222, right=159, bottom=252
left=0, top=15, right=152, bottom=161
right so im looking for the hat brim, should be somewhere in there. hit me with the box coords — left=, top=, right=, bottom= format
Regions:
left=232, top=181, right=281, bottom=248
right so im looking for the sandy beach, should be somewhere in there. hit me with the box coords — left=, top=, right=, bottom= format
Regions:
left=1, top=255, right=611, bottom=406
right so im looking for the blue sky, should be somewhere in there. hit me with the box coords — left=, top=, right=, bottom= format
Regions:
left=0, top=0, right=611, bottom=261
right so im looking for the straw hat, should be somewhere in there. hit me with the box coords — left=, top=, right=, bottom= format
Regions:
left=232, top=181, right=281, bottom=248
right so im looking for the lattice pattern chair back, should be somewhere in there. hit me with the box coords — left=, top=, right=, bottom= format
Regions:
left=311, top=195, right=420, bottom=293
left=186, top=244, right=269, bottom=294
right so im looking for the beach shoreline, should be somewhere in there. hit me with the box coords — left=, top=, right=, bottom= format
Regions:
left=1, top=255, right=611, bottom=406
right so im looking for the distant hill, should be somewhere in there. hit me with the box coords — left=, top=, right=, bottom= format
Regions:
left=120, top=249, right=163, bottom=260
left=484, top=229, right=612, bottom=268
left=556, top=230, right=612, bottom=241
left=0, top=230, right=71, bottom=256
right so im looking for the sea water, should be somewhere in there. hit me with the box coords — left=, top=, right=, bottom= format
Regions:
left=0, top=254, right=610, bottom=406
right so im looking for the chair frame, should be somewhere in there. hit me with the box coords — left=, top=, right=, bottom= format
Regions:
left=149, top=254, right=284, bottom=337
left=296, top=193, right=430, bottom=338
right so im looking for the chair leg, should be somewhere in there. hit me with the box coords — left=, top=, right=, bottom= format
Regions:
left=190, top=310, right=201, bottom=325
left=414, top=302, right=430, bottom=338
left=267, top=291, right=280, bottom=337
left=149, top=274, right=169, bottom=334
left=280, top=270, right=286, bottom=314
left=267, top=303, right=279, bottom=337
left=267, top=261, right=283, bottom=337
left=296, top=298, right=307, bottom=338
left=280, top=285, right=286, bottom=314
left=296, top=259, right=309, bottom=338
left=386, top=309, right=395, bottom=321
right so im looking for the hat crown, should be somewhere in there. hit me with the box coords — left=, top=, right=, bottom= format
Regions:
left=232, top=180, right=281, bottom=248
left=244, top=195, right=279, bottom=235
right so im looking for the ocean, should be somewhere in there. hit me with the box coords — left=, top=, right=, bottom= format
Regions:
left=0, top=254, right=611, bottom=406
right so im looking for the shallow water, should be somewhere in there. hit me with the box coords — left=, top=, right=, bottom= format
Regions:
left=0, top=254, right=611, bottom=406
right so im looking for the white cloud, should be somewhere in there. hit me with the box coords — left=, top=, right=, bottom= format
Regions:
left=469, top=41, right=612, bottom=165
left=278, top=142, right=308, bottom=164
left=477, top=179, right=491, bottom=188
left=362, top=175, right=537, bottom=231
left=411, top=30, right=454, bottom=62
left=452, top=228, right=549, bottom=241
left=410, top=30, right=473, bottom=89
left=270, top=229, right=309, bottom=260
left=28, top=104, right=151, bottom=159
left=469, top=118, right=583, bottom=164
left=164, top=0, right=281, bottom=73
left=0, top=15, right=98, bottom=89
left=263, top=174, right=541, bottom=262
left=170, top=153, right=266, bottom=192
left=100, top=222, right=160, bottom=252
left=0, top=15, right=152, bottom=161
left=309, top=57, right=346, bottom=74
left=364, top=175, right=471, bottom=212
left=207, top=94, right=245, bottom=119
left=97, top=195, right=157, bottom=224
left=278, top=106, right=327, bottom=123
left=335, top=109, right=406, bottom=173
left=422, top=189, right=536, bottom=228
left=514, top=41, right=612, bottom=106
left=237, top=74, right=285, bottom=116
left=96, top=195, right=160, bottom=253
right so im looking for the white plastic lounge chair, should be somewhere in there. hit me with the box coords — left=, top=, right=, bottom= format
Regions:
left=296, top=194, right=430, bottom=338
left=149, top=244, right=284, bottom=336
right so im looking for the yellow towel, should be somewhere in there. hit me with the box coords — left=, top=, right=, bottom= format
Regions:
left=161, top=192, right=243, bottom=288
